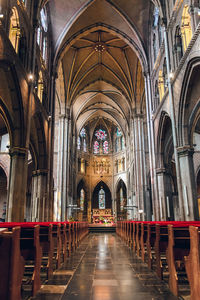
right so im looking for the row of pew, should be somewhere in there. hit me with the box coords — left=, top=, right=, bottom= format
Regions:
left=0, top=221, right=88, bottom=300
left=117, top=220, right=200, bottom=300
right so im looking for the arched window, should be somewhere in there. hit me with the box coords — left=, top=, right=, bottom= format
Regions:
left=40, top=8, right=48, bottom=32
left=175, top=26, right=183, bottom=65
left=163, top=58, right=167, bottom=92
left=77, top=137, right=81, bottom=150
left=37, top=7, right=48, bottom=63
left=78, top=127, right=87, bottom=152
left=181, top=5, right=192, bottom=51
left=103, top=141, right=109, bottom=154
left=9, top=7, right=20, bottom=53
left=37, top=71, right=44, bottom=102
left=80, top=189, right=85, bottom=211
left=94, top=141, right=99, bottom=154
left=158, top=69, right=164, bottom=101
left=99, top=188, right=105, bottom=209
left=83, top=139, right=87, bottom=152
left=120, top=187, right=124, bottom=211
left=93, top=128, right=109, bottom=154
left=37, top=26, right=41, bottom=46
left=158, top=17, right=162, bottom=47
left=115, top=127, right=124, bottom=152
left=153, top=7, right=159, bottom=27
left=43, top=37, right=47, bottom=63
left=80, top=128, right=86, bottom=138
left=153, top=34, right=157, bottom=62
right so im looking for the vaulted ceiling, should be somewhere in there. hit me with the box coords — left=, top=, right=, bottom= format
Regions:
left=51, top=0, right=152, bottom=135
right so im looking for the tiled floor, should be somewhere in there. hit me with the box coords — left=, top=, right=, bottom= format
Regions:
left=32, top=233, right=179, bottom=300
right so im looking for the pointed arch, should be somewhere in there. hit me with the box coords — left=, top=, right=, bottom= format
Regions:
left=92, top=181, right=112, bottom=209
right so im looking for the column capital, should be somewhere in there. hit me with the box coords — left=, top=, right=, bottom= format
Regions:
left=9, top=147, right=28, bottom=157
left=32, top=169, right=48, bottom=177
left=156, top=167, right=166, bottom=175
left=132, top=112, right=144, bottom=119
left=177, top=145, right=194, bottom=157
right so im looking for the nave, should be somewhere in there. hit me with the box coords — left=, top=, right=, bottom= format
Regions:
left=32, top=233, right=177, bottom=300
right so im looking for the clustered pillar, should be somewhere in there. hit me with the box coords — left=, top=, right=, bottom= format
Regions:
left=7, top=147, right=28, bottom=222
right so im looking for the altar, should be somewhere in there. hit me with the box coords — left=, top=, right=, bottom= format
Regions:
left=92, top=209, right=114, bottom=224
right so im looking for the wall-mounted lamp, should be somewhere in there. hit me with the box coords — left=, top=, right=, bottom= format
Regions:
left=28, top=74, right=34, bottom=82
left=169, top=72, right=174, bottom=80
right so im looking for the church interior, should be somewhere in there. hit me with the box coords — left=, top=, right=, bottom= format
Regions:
left=1, top=0, right=200, bottom=299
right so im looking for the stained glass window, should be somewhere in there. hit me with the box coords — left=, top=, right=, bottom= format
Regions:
left=95, top=129, right=107, bottom=140
left=120, top=188, right=124, bottom=211
left=83, top=139, right=87, bottom=152
left=40, top=8, right=48, bottom=32
left=80, top=189, right=85, bottom=211
left=37, top=27, right=41, bottom=45
left=94, top=141, right=99, bottom=154
left=117, top=127, right=122, bottom=137
left=77, top=137, right=81, bottom=150
left=99, top=188, right=105, bottom=209
left=103, top=141, right=109, bottom=154
left=43, top=37, right=47, bottom=60
left=80, top=128, right=86, bottom=138
left=121, top=136, right=125, bottom=150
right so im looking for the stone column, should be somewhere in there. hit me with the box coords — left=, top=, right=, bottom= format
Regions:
left=156, top=168, right=167, bottom=220
left=178, top=146, right=199, bottom=220
left=65, top=115, right=71, bottom=220
left=54, top=110, right=71, bottom=221
left=55, top=114, right=64, bottom=221
left=7, top=147, right=28, bottom=222
left=144, top=73, right=160, bottom=220
left=31, top=170, right=48, bottom=221
left=133, top=115, right=147, bottom=220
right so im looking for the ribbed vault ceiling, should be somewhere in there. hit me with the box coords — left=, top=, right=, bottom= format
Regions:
left=52, top=0, right=149, bottom=134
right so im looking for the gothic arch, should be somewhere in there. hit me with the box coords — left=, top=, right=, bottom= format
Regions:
left=92, top=181, right=112, bottom=209
left=178, top=57, right=200, bottom=147
left=156, top=111, right=172, bottom=168
left=0, top=62, right=25, bottom=147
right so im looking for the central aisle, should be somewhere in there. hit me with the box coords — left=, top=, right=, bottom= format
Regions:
left=62, top=234, right=178, bottom=300
left=33, top=234, right=178, bottom=300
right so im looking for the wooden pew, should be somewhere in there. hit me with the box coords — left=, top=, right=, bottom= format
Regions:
left=71, top=222, right=76, bottom=252
left=166, top=222, right=200, bottom=297
left=140, top=222, right=148, bottom=262
left=66, top=222, right=72, bottom=256
left=184, top=225, right=200, bottom=300
left=38, top=223, right=53, bottom=279
left=0, top=223, right=42, bottom=296
left=0, top=227, right=24, bottom=300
